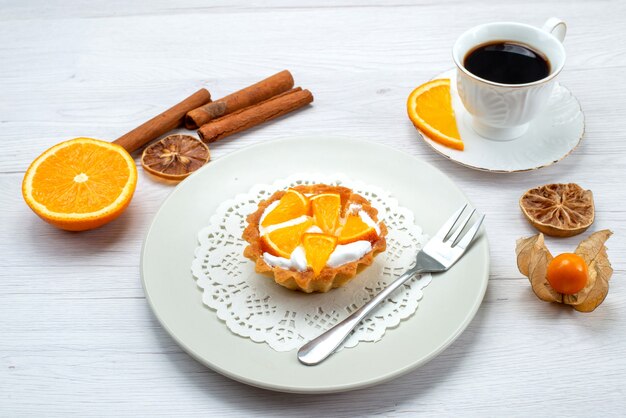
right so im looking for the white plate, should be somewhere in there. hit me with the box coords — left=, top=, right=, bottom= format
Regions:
left=415, top=69, right=584, bottom=173
left=141, top=137, right=490, bottom=393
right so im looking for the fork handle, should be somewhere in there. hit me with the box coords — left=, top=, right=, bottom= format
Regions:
left=297, top=266, right=423, bottom=366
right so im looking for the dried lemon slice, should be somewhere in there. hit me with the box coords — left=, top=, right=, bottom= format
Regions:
left=519, top=183, right=594, bottom=237
left=141, top=134, right=210, bottom=181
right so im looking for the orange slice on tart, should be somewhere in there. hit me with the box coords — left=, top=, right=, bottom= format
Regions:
left=303, top=233, right=338, bottom=276
left=261, top=189, right=309, bottom=228
left=337, top=214, right=378, bottom=244
left=407, top=78, right=463, bottom=151
left=310, top=193, right=341, bottom=234
left=261, top=217, right=313, bottom=258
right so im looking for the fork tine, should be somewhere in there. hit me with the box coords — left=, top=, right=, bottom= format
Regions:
left=455, top=214, right=485, bottom=249
left=433, top=204, right=468, bottom=242
left=448, top=208, right=476, bottom=246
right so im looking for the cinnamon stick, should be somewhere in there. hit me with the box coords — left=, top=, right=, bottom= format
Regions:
left=113, top=88, right=211, bottom=153
left=185, top=70, right=294, bottom=129
left=197, top=88, right=313, bottom=143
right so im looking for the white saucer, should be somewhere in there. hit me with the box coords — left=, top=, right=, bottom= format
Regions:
left=415, top=69, right=585, bottom=173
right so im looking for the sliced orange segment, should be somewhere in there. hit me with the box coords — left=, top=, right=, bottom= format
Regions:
left=261, top=189, right=309, bottom=228
left=407, top=79, right=464, bottom=151
left=22, top=137, right=137, bottom=231
left=303, top=233, right=338, bottom=277
left=310, top=193, right=341, bottom=234
left=338, top=214, right=378, bottom=244
left=261, top=217, right=313, bottom=258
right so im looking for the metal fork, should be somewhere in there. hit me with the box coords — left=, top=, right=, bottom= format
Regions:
left=297, top=204, right=485, bottom=366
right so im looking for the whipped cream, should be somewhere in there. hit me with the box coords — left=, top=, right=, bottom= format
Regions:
left=263, top=245, right=308, bottom=272
left=262, top=252, right=295, bottom=270
left=327, top=241, right=372, bottom=268
left=358, top=210, right=381, bottom=234
left=259, top=215, right=309, bottom=236
left=262, top=240, right=372, bottom=271
left=290, top=246, right=308, bottom=271
left=347, top=203, right=362, bottom=213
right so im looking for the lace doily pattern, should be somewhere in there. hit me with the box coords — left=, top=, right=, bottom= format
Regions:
left=191, top=173, right=431, bottom=352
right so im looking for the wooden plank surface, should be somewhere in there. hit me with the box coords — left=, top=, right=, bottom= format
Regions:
left=1, top=1, right=625, bottom=416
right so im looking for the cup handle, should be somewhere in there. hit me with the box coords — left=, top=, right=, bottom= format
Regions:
left=542, top=17, right=567, bottom=42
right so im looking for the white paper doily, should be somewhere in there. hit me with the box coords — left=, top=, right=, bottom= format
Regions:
left=191, top=173, right=431, bottom=352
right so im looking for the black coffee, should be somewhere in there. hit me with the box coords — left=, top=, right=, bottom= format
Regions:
left=463, top=41, right=550, bottom=84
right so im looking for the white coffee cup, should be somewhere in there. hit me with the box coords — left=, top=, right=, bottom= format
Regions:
left=452, top=18, right=567, bottom=140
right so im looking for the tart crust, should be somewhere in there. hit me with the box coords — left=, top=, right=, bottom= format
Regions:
left=242, top=184, right=387, bottom=293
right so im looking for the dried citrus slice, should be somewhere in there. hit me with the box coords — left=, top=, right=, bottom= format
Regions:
left=22, top=137, right=137, bottom=231
left=141, top=134, right=210, bottom=182
left=407, top=79, right=463, bottom=151
left=310, top=193, right=341, bottom=234
left=520, top=183, right=594, bottom=237
left=303, top=233, right=338, bottom=276
left=261, top=217, right=313, bottom=258
left=338, top=214, right=377, bottom=244
left=261, top=189, right=309, bottom=228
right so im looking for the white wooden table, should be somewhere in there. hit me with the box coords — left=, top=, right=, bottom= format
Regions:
left=2, top=1, right=625, bottom=415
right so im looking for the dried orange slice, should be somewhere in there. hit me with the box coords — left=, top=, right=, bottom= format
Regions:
left=407, top=79, right=463, bottom=150
left=303, top=233, right=338, bottom=276
left=310, top=193, right=341, bottom=234
left=520, top=183, right=594, bottom=237
left=22, top=137, right=137, bottom=231
left=141, top=134, right=209, bottom=182
left=338, top=214, right=377, bottom=244
left=261, top=217, right=313, bottom=258
left=261, top=189, right=308, bottom=227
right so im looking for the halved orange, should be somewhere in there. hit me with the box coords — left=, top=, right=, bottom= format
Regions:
left=407, top=79, right=463, bottom=151
left=337, top=214, right=377, bottom=244
left=22, top=137, right=137, bottom=231
left=261, top=217, right=313, bottom=258
left=261, top=189, right=309, bottom=228
left=310, top=193, right=341, bottom=234
left=303, top=233, right=338, bottom=276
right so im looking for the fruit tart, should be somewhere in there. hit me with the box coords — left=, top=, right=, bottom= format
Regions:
left=242, top=184, right=387, bottom=293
